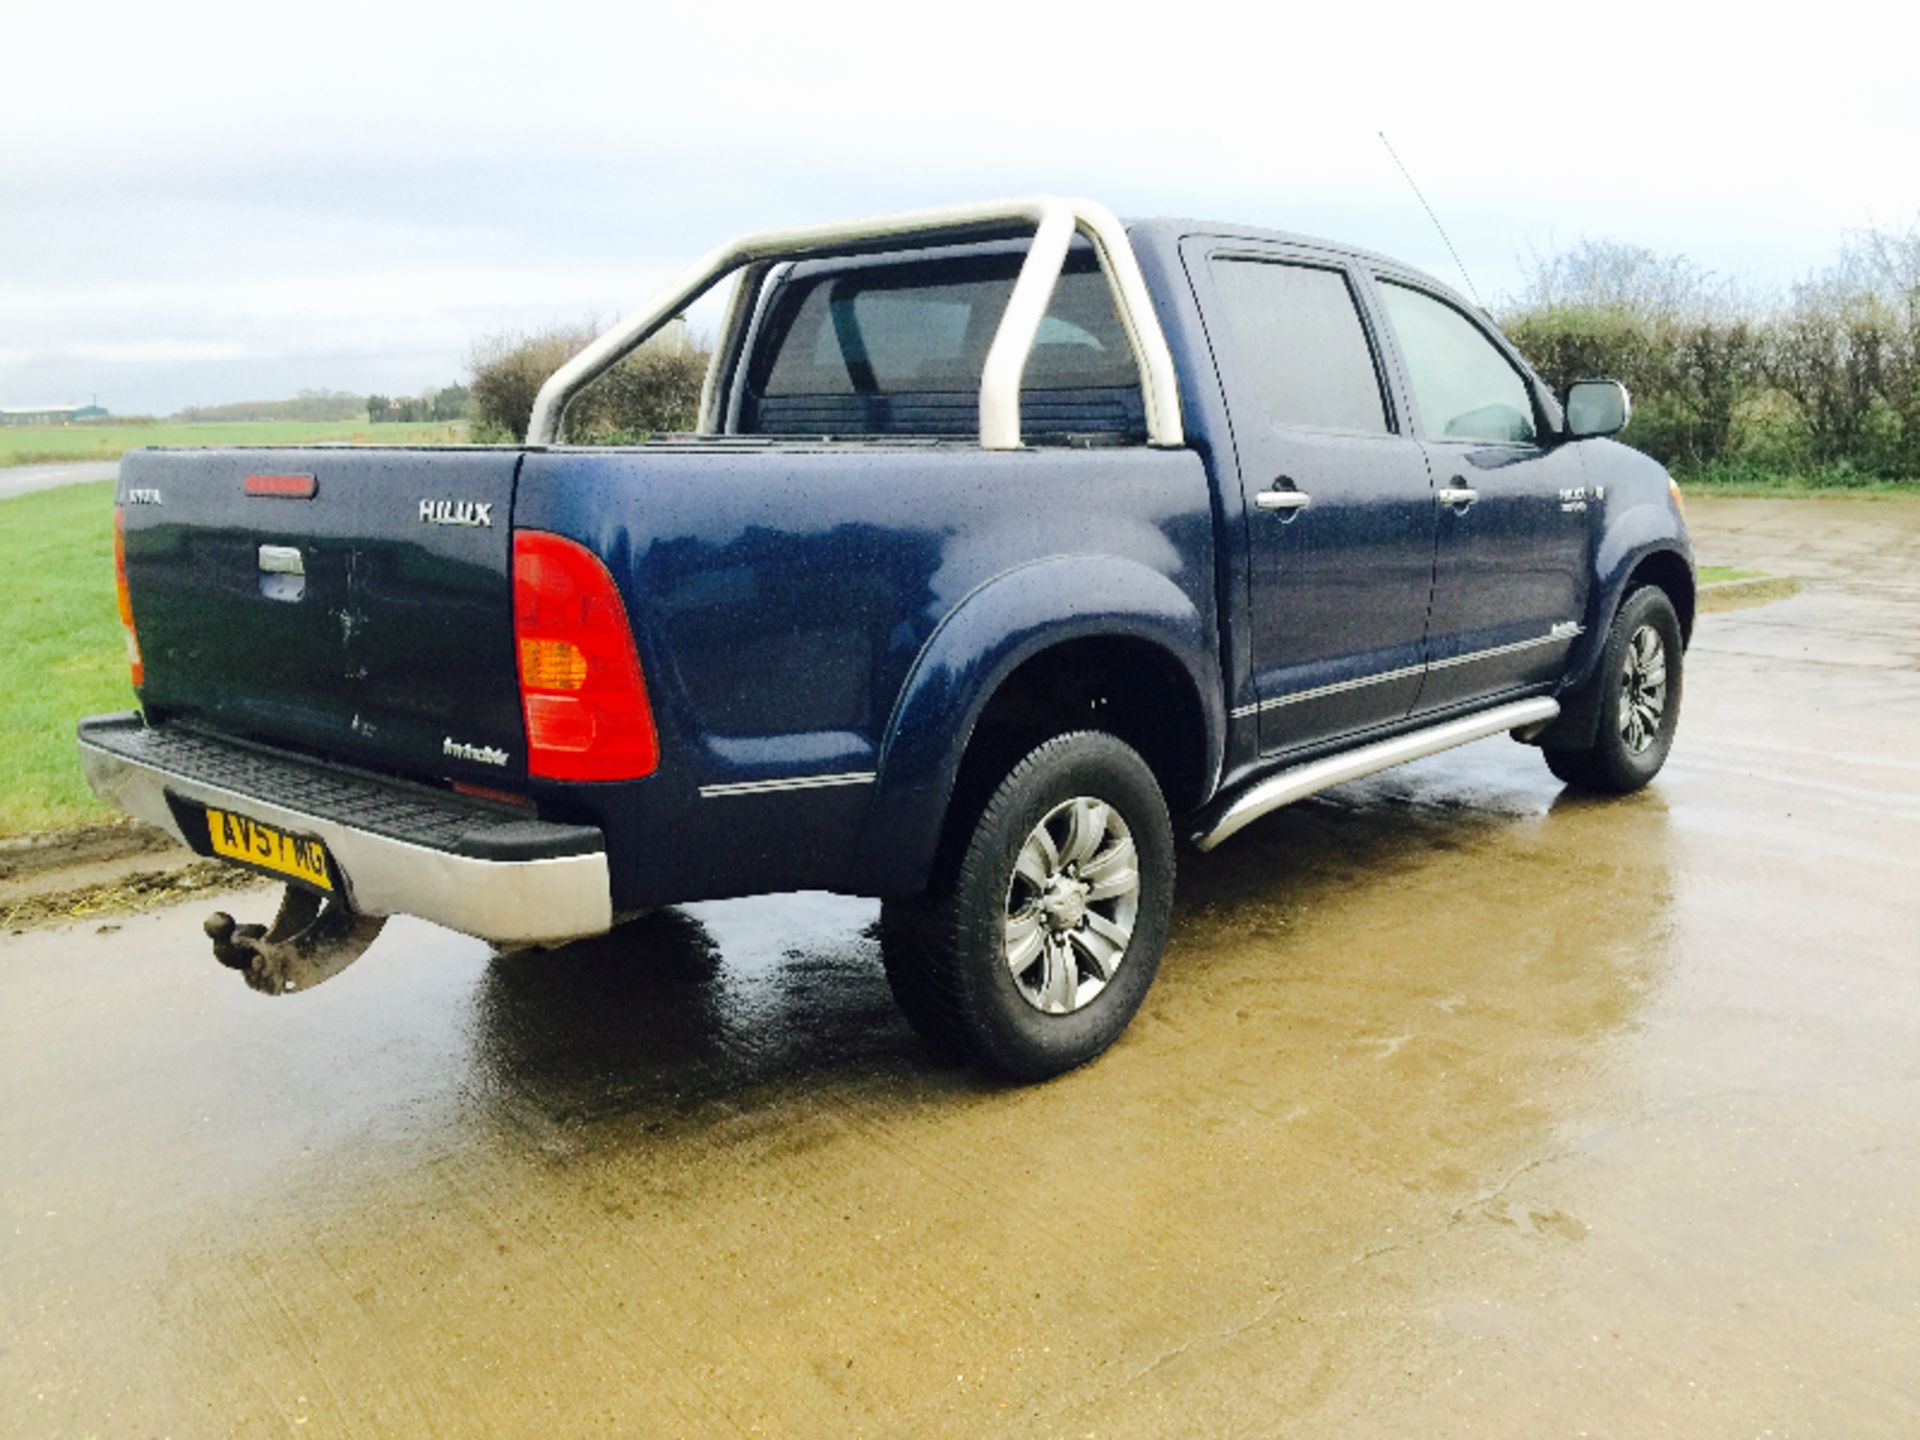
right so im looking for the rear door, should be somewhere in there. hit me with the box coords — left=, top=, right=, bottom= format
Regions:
left=1187, top=240, right=1436, bottom=757
left=1366, top=276, right=1590, bottom=713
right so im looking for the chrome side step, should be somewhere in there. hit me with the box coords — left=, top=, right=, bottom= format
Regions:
left=1191, top=697, right=1560, bottom=852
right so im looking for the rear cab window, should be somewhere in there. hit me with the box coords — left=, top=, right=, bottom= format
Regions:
left=742, top=251, right=1145, bottom=443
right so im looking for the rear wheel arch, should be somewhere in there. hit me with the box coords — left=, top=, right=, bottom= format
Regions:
left=936, top=634, right=1213, bottom=863
left=857, top=558, right=1223, bottom=897
left=879, top=727, right=1179, bottom=1078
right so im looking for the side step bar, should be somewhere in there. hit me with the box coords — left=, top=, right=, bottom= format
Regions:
left=1192, top=697, right=1560, bottom=852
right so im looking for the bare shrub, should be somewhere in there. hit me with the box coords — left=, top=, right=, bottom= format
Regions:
left=469, top=323, right=710, bottom=443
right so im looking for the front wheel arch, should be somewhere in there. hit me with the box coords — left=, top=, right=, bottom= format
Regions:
left=1539, top=584, right=1684, bottom=790
left=1534, top=546, right=1694, bottom=751
left=1623, top=548, right=1695, bottom=647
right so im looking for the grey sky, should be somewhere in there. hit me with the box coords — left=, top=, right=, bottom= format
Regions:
left=5, top=0, right=1915, bottom=415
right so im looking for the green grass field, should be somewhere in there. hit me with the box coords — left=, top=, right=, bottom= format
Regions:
left=0, top=481, right=127, bottom=833
left=1674, top=461, right=1917, bottom=498
left=0, top=419, right=469, bottom=467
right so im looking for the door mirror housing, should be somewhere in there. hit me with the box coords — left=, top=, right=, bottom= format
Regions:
left=1564, top=379, right=1631, bottom=439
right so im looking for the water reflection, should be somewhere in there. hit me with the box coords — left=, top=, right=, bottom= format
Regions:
left=460, top=753, right=1677, bottom=1145
left=466, top=892, right=938, bottom=1129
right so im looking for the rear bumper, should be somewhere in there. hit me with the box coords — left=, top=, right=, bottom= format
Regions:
left=76, top=713, right=612, bottom=944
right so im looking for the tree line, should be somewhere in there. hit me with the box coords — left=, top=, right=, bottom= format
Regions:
left=173, top=390, right=370, bottom=424
left=1499, top=219, right=1920, bottom=484
left=367, top=384, right=470, bottom=424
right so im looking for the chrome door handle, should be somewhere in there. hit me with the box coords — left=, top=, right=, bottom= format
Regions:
left=1437, top=484, right=1479, bottom=507
left=1254, top=489, right=1312, bottom=512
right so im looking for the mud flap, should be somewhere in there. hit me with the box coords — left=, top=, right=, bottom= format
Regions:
left=204, top=886, right=387, bottom=996
left=1522, top=677, right=1603, bottom=750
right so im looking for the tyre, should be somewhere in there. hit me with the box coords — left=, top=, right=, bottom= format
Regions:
left=874, top=900, right=968, bottom=1061
left=879, top=730, right=1176, bottom=1081
left=1543, top=586, right=1684, bottom=794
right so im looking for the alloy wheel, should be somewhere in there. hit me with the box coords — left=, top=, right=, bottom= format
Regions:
left=1619, top=623, right=1668, bottom=754
left=1003, top=796, right=1141, bottom=1014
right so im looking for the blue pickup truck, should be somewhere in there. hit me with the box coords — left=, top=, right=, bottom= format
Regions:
left=79, top=196, right=1692, bottom=1079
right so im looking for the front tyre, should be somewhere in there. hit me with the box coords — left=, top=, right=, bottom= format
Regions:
left=1543, top=585, right=1684, bottom=794
left=879, top=731, right=1175, bottom=1081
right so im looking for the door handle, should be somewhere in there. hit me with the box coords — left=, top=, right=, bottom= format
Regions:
left=1437, top=483, right=1479, bottom=508
left=1254, top=488, right=1312, bottom=512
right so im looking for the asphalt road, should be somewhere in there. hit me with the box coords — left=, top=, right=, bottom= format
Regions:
left=0, top=459, right=118, bottom=501
left=4, top=496, right=1917, bottom=1437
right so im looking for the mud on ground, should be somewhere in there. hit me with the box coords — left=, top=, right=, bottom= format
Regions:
left=0, top=819, right=261, bottom=932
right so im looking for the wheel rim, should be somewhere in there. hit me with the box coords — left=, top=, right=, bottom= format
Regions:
left=1004, top=796, right=1141, bottom=1015
left=1619, top=623, right=1669, bottom=755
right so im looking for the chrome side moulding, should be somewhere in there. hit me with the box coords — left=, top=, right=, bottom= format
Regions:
left=1226, top=628, right=1582, bottom=722
left=697, top=771, right=876, bottom=799
left=527, top=195, right=1185, bottom=453
left=1192, top=697, right=1561, bottom=852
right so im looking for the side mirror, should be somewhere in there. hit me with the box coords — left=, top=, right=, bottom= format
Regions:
left=1564, top=379, right=1631, bottom=439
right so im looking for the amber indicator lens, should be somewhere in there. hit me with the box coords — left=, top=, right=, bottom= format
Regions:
left=518, top=637, right=589, bottom=692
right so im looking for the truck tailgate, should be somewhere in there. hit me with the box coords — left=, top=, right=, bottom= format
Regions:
left=121, top=447, right=527, bottom=784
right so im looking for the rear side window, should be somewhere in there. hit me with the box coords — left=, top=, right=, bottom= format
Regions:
left=1377, top=281, right=1538, bottom=444
left=1206, top=257, right=1389, bottom=434
left=754, top=254, right=1139, bottom=398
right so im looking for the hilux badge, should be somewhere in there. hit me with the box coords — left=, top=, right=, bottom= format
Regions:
left=419, top=499, right=493, bottom=527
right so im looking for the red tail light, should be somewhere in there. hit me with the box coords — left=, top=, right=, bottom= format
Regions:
left=512, top=530, right=657, bottom=781
left=113, top=506, right=143, bottom=689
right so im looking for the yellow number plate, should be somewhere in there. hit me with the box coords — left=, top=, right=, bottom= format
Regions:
left=206, top=807, right=333, bottom=892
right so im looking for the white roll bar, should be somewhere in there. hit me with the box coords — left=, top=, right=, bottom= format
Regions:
left=525, top=195, right=1184, bottom=451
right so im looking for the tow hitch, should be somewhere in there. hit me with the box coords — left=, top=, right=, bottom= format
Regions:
left=204, top=886, right=387, bottom=995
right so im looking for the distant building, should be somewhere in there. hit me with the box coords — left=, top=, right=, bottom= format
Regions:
left=0, top=403, right=110, bottom=425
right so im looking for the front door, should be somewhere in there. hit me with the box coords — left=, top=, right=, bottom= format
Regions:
left=1191, top=245, right=1438, bottom=757
left=1369, top=276, right=1591, bottom=713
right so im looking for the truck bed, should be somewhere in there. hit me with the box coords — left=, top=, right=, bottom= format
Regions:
left=116, top=439, right=1218, bottom=910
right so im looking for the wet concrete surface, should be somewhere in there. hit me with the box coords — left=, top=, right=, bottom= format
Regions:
left=0, top=461, right=118, bottom=502
left=4, top=495, right=1917, bottom=1437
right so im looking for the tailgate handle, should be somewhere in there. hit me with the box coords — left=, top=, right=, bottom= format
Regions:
left=258, top=544, right=305, bottom=576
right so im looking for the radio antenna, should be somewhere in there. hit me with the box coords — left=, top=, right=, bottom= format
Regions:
left=1378, top=130, right=1484, bottom=308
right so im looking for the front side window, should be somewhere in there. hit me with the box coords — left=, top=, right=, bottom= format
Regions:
left=1206, top=257, right=1389, bottom=434
left=1377, top=281, right=1538, bottom=444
